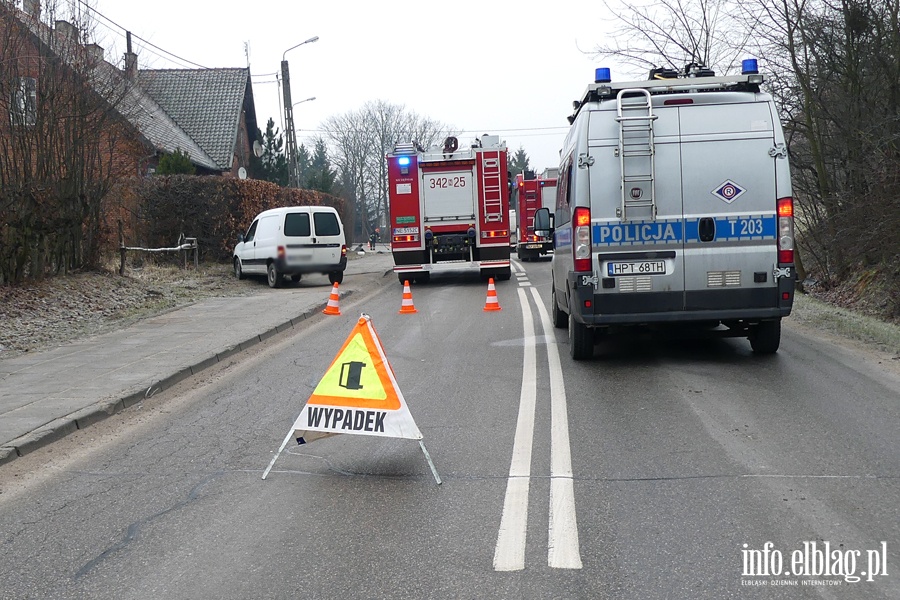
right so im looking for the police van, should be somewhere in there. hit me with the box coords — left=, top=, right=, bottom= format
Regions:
left=534, top=60, right=795, bottom=359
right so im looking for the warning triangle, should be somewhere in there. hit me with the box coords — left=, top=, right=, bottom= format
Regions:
left=291, top=315, right=422, bottom=442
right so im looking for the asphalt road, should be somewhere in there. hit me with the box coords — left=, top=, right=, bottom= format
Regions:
left=0, top=260, right=897, bottom=599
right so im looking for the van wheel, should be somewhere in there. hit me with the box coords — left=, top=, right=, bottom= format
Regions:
left=289, top=274, right=302, bottom=283
left=568, top=305, right=593, bottom=360
left=267, top=263, right=282, bottom=288
left=233, top=258, right=245, bottom=280
left=329, top=271, right=344, bottom=285
left=750, top=319, right=781, bottom=354
left=551, top=284, right=567, bottom=329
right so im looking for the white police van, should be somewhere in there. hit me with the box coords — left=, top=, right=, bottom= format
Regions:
left=535, top=60, right=796, bottom=359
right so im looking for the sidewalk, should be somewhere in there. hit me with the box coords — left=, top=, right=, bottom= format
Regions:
left=0, top=251, right=396, bottom=467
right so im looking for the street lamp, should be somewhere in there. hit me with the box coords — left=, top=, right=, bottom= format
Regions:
left=281, top=36, right=319, bottom=187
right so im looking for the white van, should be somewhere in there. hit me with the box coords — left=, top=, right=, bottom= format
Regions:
left=233, top=206, right=347, bottom=288
left=535, top=61, right=796, bottom=359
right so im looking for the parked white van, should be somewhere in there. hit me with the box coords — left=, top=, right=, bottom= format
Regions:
left=535, top=61, right=796, bottom=359
left=233, top=206, right=347, bottom=288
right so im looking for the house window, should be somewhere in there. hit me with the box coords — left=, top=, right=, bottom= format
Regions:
left=11, top=77, right=37, bottom=126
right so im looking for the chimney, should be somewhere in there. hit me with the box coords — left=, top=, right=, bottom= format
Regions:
left=124, top=31, right=137, bottom=79
left=23, top=0, right=41, bottom=19
left=54, top=19, right=78, bottom=43
left=86, top=43, right=104, bottom=64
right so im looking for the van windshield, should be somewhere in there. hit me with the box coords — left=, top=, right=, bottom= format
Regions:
left=313, top=212, right=341, bottom=236
left=284, top=213, right=311, bottom=237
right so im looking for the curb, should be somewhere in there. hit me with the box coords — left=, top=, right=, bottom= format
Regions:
left=0, top=290, right=359, bottom=468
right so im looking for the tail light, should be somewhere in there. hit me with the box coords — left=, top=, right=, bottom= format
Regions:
left=341, top=244, right=347, bottom=257
left=277, top=245, right=286, bottom=260
left=573, top=206, right=592, bottom=272
left=777, top=197, right=794, bottom=264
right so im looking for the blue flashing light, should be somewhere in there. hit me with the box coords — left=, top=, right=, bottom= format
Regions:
left=742, top=59, right=759, bottom=75
left=397, top=156, right=411, bottom=166
left=595, top=67, right=611, bottom=83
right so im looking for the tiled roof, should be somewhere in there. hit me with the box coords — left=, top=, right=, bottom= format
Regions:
left=5, top=7, right=219, bottom=171
left=138, top=69, right=253, bottom=171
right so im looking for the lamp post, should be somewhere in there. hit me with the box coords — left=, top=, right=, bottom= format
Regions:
left=290, top=97, right=316, bottom=185
left=281, top=36, right=319, bottom=187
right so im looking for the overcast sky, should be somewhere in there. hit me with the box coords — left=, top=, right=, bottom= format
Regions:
left=83, top=1, right=628, bottom=171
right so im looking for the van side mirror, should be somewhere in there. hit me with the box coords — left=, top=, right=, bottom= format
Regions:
left=237, top=233, right=245, bottom=243
left=534, top=207, right=553, bottom=237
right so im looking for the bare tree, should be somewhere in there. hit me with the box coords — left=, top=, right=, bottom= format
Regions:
left=1, top=1, right=135, bottom=283
left=322, top=100, right=450, bottom=241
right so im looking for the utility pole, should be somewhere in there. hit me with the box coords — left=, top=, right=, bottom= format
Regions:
left=280, top=36, right=318, bottom=188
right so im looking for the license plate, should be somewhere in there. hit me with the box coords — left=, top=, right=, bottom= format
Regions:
left=607, top=260, right=666, bottom=276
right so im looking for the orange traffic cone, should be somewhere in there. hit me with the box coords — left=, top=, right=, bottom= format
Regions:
left=323, top=282, right=341, bottom=315
left=483, top=278, right=501, bottom=311
left=398, top=280, right=418, bottom=314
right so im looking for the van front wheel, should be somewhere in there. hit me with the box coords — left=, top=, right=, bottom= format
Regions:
left=233, top=258, right=245, bottom=280
left=267, top=263, right=283, bottom=288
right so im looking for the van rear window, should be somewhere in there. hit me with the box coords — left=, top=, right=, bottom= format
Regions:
left=313, top=212, right=341, bottom=236
left=284, top=213, right=311, bottom=236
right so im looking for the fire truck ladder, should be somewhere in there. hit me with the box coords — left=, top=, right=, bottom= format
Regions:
left=480, top=151, right=504, bottom=222
left=616, top=88, right=658, bottom=220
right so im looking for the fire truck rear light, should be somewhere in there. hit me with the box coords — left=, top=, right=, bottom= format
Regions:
left=482, top=230, right=508, bottom=238
left=393, top=235, right=419, bottom=243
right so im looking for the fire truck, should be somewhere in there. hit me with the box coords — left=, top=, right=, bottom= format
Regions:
left=513, top=167, right=558, bottom=260
left=386, top=135, right=512, bottom=283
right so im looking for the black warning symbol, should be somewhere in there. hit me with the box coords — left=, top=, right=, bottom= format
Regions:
left=339, top=361, right=366, bottom=390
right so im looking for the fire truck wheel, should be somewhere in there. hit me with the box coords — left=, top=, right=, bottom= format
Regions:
left=496, top=268, right=511, bottom=281
left=266, top=262, right=283, bottom=288
left=417, top=272, right=431, bottom=283
left=749, top=319, right=781, bottom=354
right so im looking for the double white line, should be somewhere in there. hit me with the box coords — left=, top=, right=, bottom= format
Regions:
left=493, top=285, right=582, bottom=571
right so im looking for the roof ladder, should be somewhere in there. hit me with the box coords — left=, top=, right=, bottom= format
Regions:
left=480, top=151, right=504, bottom=222
left=616, top=88, right=657, bottom=221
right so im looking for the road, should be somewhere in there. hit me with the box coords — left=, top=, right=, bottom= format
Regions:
left=0, top=260, right=898, bottom=599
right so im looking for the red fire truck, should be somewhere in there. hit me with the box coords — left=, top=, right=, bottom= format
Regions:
left=513, top=167, right=558, bottom=260
left=386, top=135, right=512, bottom=283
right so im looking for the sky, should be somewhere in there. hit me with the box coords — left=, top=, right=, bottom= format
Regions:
left=73, top=0, right=630, bottom=172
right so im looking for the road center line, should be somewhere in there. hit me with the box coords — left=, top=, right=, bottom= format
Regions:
left=529, top=286, right=583, bottom=569
left=493, top=287, right=537, bottom=572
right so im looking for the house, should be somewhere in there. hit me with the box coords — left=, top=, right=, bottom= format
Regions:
left=1, top=0, right=259, bottom=177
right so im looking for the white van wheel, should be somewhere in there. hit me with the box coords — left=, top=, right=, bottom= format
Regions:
left=329, top=271, right=343, bottom=285
left=233, top=258, right=245, bottom=280
left=750, top=319, right=781, bottom=354
left=267, top=263, right=282, bottom=288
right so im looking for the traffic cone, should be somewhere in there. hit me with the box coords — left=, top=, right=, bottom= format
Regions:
left=323, top=282, right=341, bottom=315
left=483, top=278, right=501, bottom=311
left=398, top=280, right=418, bottom=314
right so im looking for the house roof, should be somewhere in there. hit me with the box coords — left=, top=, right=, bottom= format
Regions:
left=4, top=9, right=217, bottom=170
left=138, top=68, right=256, bottom=171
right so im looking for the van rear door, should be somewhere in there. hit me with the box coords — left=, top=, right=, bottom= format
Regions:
left=587, top=101, right=686, bottom=313
left=310, top=210, right=344, bottom=267
left=678, top=98, right=779, bottom=310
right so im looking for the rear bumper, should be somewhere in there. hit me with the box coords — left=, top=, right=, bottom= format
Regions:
left=568, top=272, right=794, bottom=325
left=275, top=255, right=346, bottom=275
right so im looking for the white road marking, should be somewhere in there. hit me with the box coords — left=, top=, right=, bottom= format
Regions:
left=530, top=287, right=582, bottom=569
left=493, top=287, right=537, bottom=571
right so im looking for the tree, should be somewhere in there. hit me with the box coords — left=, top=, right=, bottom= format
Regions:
left=250, top=117, right=288, bottom=186
left=0, top=0, right=136, bottom=283
left=508, top=146, right=531, bottom=178
left=322, top=100, right=451, bottom=242
left=303, top=137, right=336, bottom=194
left=156, top=149, right=195, bottom=175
